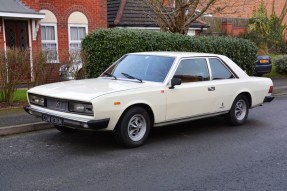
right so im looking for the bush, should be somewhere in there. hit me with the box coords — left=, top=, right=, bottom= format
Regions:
left=82, top=29, right=258, bottom=77
left=274, top=55, right=287, bottom=74
left=0, top=49, right=61, bottom=104
left=0, top=49, right=30, bottom=104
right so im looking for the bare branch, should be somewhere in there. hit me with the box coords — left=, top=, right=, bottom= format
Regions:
left=142, top=0, right=260, bottom=34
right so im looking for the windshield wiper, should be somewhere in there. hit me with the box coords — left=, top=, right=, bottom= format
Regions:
left=104, top=72, right=117, bottom=80
left=121, top=72, right=143, bottom=83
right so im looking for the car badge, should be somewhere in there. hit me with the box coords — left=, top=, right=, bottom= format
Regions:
left=56, top=101, right=60, bottom=108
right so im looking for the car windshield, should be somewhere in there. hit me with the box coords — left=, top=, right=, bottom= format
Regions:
left=102, top=55, right=175, bottom=82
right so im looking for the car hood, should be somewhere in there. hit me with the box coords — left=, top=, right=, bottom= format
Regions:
left=28, top=78, right=160, bottom=102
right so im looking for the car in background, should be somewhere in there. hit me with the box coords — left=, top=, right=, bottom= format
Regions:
left=25, top=52, right=274, bottom=147
left=254, top=55, right=272, bottom=76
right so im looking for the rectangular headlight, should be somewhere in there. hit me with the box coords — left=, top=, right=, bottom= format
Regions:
left=69, top=102, right=93, bottom=115
left=28, top=94, right=45, bottom=106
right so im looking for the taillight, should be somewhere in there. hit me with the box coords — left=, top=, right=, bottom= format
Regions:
left=268, top=86, right=273, bottom=94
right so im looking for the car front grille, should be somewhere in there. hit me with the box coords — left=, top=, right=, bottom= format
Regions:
left=46, top=99, right=69, bottom=112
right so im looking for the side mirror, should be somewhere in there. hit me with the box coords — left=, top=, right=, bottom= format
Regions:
left=169, top=77, right=181, bottom=89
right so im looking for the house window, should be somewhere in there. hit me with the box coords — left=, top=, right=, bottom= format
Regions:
left=68, top=11, right=88, bottom=60
left=39, top=9, right=58, bottom=63
left=68, top=24, right=87, bottom=57
left=41, top=24, right=58, bottom=63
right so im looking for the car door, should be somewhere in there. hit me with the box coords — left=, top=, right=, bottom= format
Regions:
left=166, top=58, right=216, bottom=121
left=207, top=57, right=239, bottom=112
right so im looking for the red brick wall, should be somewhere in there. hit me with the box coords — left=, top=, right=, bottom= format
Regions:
left=212, top=0, right=287, bottom=21
left=222, top=23, right=247, bottom=36
left=20, top=0, right=41, bottom=11
left=38, top=0, right=107, bottom=63
left=20, top=0, right=107, bottom=63
left=18, top=0, right=107, bottom=82
left=211, top=0, right=287, bottom=37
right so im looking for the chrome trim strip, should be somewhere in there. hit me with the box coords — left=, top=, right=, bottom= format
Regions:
left=25, top=105, right=92, bottom=123
left=24, top=105, right=109, bottom=130
left=154, top=111, right=229, bottom=127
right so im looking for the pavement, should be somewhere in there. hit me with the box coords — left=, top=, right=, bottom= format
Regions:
left=0, top=77, right=286, bottom=137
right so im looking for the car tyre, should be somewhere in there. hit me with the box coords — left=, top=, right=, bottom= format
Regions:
left=114, top=107, right=151, bottom=148
left=226, top=95, right=249, bottom=126
left=54, top=125, right=78, bottom=133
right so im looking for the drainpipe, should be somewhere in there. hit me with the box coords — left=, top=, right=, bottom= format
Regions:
left=28, top=19, right=34, bottom=82
left=2, top=18, right=8, bottom=84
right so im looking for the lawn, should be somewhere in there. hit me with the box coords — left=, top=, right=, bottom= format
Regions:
left=13, top=89, right=28, bottom=102
left=0, top=89, right=27, bottom=102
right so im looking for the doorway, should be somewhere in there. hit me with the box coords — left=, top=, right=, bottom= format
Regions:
left=4, top=20, right=30, bottom=82
left=5, top=20, right=29, bottom=50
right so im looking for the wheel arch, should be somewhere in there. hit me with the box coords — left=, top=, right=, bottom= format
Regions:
left=117, top=103, right=155, bottom=127
left=236, top=92, right=252, bottom=108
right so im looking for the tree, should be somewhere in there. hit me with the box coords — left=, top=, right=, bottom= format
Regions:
left=247, top=0, right=287, bottom=53
left=268, top=0, right=287, bottom=51
left=143, top=0, right=216, bottom=34
left=248, top=1, right=270, bottom=51
left=142, top=0, right=256, bottom=35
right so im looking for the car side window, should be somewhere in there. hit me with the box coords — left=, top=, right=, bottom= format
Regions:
left=174, top=58, right=210, bottom=83
left=209, top=58, right=234, bottom=80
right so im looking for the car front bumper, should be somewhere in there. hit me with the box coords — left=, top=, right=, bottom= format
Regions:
left=24, top=106, right=109, bottom=130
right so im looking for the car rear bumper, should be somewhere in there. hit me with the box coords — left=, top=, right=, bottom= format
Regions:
left=255, top=64, right=272, bottom=74
left=263, top=96, right=274, bottom=103
left=24, top=106, right=109, bottom=130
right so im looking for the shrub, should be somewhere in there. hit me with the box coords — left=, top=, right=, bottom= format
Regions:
left=0, top=49, right=61, bottom=104
left=82, top=29, right=258, bottom=77
left=274, top=55, right=287, bottom=74
left=29, top=51, right=60, bottom=87
left=0, top=49, right=30, bottom=104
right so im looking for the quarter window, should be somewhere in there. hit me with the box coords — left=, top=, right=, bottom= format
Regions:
left=174, top=58, right=210, bottom=83
left=209, top=58, right=234, bottom=80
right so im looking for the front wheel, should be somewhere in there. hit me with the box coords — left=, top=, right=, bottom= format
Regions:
left=225, top=95, right=249, bottom=126
left=113, top=107, right=151, bottom=148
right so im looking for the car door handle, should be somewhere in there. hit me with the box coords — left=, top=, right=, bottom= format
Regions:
left=208, top=87, right=215, bottom=91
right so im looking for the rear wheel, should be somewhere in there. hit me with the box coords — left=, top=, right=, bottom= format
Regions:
left=226, top=95, right=249, bottom=126
left=113, top=107, right=151, bottom=147
left=54, top=125, right=78, bottom=133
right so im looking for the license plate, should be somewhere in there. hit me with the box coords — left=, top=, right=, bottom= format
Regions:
left=259, top=59, right=269, bottom=64
left=42, top=114, right=63, bottom=126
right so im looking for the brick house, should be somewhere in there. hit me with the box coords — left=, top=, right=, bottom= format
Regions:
left=0, top=0, right=210, bottom=83
left=0, top=0, right=107, bottom=81
left=107, top=0, right=209, bottom=36
left=206, top=0, right=287, bottom=36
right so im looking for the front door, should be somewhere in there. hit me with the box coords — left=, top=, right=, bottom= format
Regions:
left=166, top=58, right=215, bottom=121
left=5, top=20, right=28, bottom=49
left=4, top=20, right=30, bottom=81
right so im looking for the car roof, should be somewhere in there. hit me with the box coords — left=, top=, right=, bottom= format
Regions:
left=128, top=51, right=221, bottom=58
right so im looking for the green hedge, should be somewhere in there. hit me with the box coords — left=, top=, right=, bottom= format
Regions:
left=82, top=29, right=258, bottom=77
left=274, top=55, right=287, bottom=74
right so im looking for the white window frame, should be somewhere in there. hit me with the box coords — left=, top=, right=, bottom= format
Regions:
left=68, top=24, right=88, bottom=52
left=40, top=23, right=59, bottom=63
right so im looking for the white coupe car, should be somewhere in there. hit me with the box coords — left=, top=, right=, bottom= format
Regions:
left=24, top=52, right=274, bottom=147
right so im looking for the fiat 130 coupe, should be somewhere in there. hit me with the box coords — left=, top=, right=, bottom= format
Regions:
left=24, top=52, right=274, bottom=147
